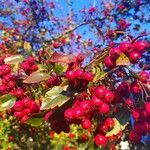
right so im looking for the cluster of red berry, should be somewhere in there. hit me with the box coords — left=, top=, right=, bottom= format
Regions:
left=46, top=75, right=61, bottom=88
left=20, top=56, right=38, bottom=75
left=66, top=69, right=93, bottom=91
left=12, top=97, right=39, bottom=123
left=0, top=65, right=16, bottom=94
left=0, top=57, right=40, bottom=124
left=129, top=102, right=150, bottom=143
left=104, top=40, right=149, bottom=68
left=64, top=86, right=116, bottom=147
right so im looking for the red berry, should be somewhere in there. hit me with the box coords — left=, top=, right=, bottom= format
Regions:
left=22, top=97, right=32, bottom=108
left=0, top=85, right=7, bottom=94
left=14, top=111, right=24, bottom=119
left=81, top=119, right=92, bottom=129
left=2, top=74, right=14, bottom=84
left=95, top=86, right=106, bottom=99
left=74, top=107, right=83, bottom=119
left=80, top=100, right=91, bottom=114
left=76, top=54, right=84, bottom=62
left=80, top=134, right=89, bottom=141
left=134, top=121, right=149, bottom=135
left=91, top=95, right=104, bottom=108
left=116, top=82, right=130, bottom=96
left=21, top=62, right=30, bottom=70
left=130, top=81, right=141, bottom=94
left=66, top=70, right=76, bottom=80
left=7, top=81, right=16, bottom=89
left=83, top=72, right=93, bottom=81
left=64, top=108, right=74, bottom=120
left=31, top=64, right=38, bottom=71
left=29, top=101, right=39, bottom=113
left=133, top=41, right=149, bottom=53
left=129, top=51, right=141, bottom=64
left=53, top=41, right=60, bottom=48
left=104, top=118, right=115, bottom=129
left=27, top=56, right=35, bottom=65
left=145, top=102, right=150, bottom=116
left=99, top=125, right=109, bottom=134
left=104, top=56, right=116, bottom=69
left=9, top=136, right=14, bottom=142
left=139, top=71, right=149, bottom=83
left=94, top=134, right=108, bottom=147
left=99, top=103, right=110, bottom=114
left=75, top=69, right=84, bottom=79
left=109, top=47, right=121, bottom=59
left=104, top=90, right=114, bottom=103
left=124, top=98, right=134, bottom=107
left=129, top=130, right=141, bottom=143
left=119, top=42, right=133, bottom=54
left=13, top=101, right=23, bottom=111
left=13, top=88, right=24, bottom=98
left=21, top=115, right=29, bottom=123
left=2, top=65, right=11, bottom=76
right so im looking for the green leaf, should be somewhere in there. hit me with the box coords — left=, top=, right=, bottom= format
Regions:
left=4, top=55, right=24, bottom=64
left=38, top=64, right=48, bottom=72
left=45, top=86, right=67, bottom=98
left=41, top=94, right=70, bottom=110
left=0, top=94, right=16, bottom=111
left=23, top=72, right=50, bottom=83
left=92, top=66, right=105, bottom=82
left=26, top=118, right=44, bottom=127
left=53, top=63, right=67, bottom=75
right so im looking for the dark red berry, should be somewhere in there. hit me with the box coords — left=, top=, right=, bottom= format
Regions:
left=129, top=130, right=141, bottom=143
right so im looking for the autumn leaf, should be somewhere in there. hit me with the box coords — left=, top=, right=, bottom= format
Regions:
left=23, top=72, right=50, bottom=83
left=116, top=53, right=130, bottom=66
left=49, top=52, right=76, bottom=64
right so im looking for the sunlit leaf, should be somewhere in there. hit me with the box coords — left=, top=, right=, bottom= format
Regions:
left=23, top=72, right=50, bottom=83
left=41, top=94, right=70, bottom=110
left=0, top=94, right=16, bottom=111
left=4, top=55, right=24, bottom=64
left=26, top=118, right=44, bottom=127
left=92, top=66, right=105, bottom=82
left=45, top=86, right=64, bottom=97
left=116, top=53, right=130, bottom=66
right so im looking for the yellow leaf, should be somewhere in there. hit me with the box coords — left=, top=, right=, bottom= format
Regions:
left=24, top=42, right=31, bottom=51
left=116, top=53, right=130, bottom=66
